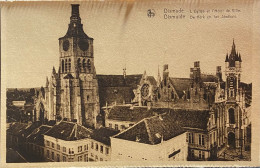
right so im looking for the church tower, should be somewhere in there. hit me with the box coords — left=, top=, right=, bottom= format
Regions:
left=57, top=4, right=100, bottom=128
left=224, top=39, right=243, bottom=148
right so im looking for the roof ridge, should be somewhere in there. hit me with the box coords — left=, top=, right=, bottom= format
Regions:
left=144, top=119, right=153, bottom=145
left=69, top=123, right=76, bottom=139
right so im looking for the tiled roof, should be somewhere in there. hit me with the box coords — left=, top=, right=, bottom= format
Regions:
left=168, top=109, right=210, bottom=130
left=169, top=78, right=191, bottom=98
left=201, top=74, right=218, bottom=83
left=97, top=74, right=142, bottom=88
left=91, top=127, right=119, bottom=146
left=7, top=122, right=28, bottom=136
left=44, top=121, right=92, bottom=141
left=20, top=121, right=42, bottom=138
left=114, top=113, right=185, bottom=145
left=147, top=76, right=157, bottom=86
left=27, top=125, right=52, bottom=146
left=107, top=105, right=169, bottom=122
left=114, top=108, right=210, bottom=145
left=97, top=74, right=142, bottom=107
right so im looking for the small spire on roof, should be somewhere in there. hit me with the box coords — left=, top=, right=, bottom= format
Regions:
left=46, top=77, right=49, bottom=87
left=123, top=65, right=126, bottom=79
left=157, top=65, right=161, bottom=86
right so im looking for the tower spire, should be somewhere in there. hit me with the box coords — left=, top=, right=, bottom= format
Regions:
left=62, top=4, right=90, bottom=39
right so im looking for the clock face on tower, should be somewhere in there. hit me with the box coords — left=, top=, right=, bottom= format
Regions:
left=141, top=84, right=150, bottom=99
left=78, top=38, right=89, bottom=51
left=63, top=40, right=70, bottom=51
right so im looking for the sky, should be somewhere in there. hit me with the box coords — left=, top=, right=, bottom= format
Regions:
left=2, top=0, right=256, bottom=88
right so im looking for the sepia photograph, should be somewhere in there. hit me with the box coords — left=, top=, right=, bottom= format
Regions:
left=1, top=0, right=260, bottom=167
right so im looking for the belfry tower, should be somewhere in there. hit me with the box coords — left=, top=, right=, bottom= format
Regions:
left=55, top=4, right=100, bottom=128
left=224, top=39, right=244, bottom=148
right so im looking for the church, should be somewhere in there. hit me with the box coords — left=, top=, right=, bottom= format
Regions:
left=32, top=4, right=251, bottom=160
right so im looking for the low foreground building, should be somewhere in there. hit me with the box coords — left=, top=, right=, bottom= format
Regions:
left=111, top=113, right=188, bottom=161
left=43, top=121, right=92, bottom=162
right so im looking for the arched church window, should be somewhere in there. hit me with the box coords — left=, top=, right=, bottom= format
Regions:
left=77, top=58, right=81, bottom=72
left=229, top=108, right=235, bottom=124
left=68, top=59, right=71, bottom=72
left=87, top=59, right=91, bottom=71
left=83, top=59, right=87, bottom=71
left=62, top=60, right=64, bottom=73
left=65, top=59, right=68, bottom=72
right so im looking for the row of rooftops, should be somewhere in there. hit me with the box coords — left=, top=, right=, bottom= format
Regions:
left=7, top=106, right=210, bottom=146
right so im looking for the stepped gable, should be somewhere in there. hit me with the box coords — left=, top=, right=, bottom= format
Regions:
left=44, top=121, right=92, bottom=141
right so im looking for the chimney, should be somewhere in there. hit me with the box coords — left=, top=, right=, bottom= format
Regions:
left=216, top=66, right=222, bottom=82
left=163, top=64, right=169, bottom=80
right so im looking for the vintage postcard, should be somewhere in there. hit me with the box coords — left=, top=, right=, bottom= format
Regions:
left=1, top=0, right=260, bottom=167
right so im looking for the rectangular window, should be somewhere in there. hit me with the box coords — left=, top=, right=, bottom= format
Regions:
left=51, top=152, right=54, bottom=160
left=57, top=154, right=60, bottom=162
left=199, top=134, right=205, bottom=146
left=120, top=125, right=125, bottom=130
left=191, top=150, right=194, bottom=158
left=51, top=142, right=54, bottom=148
left=46, top=141, right=50, bottom=146
left=202, top=151, right=205, bottom=159
left=199, top=151, right=202, bottom=159
left=78, top=155, right=83, bottom=162
left=78, top=146, right=82, bottom=152
left=91, top=142, right=94, bottom=149
left=95, top=143, right=98, bottom=151
left=105, top=147, right=109, bottom=155
left=63, top=155, right=66, bottom=162
left=109, top=123, right=112, bottom=128
left=84, top=154, right=88, bottom=162
left=84, top=145, right=87, bottom=151
left=115, top=124, right=118, bottom=130
left=57, top=144, right=60, bottom=150
left=63, top=147, right=66, bottom=153
left=47, top=150, right=50, bottom=158
left=188, top=133, right=194, bottom=144
left=100, top=145, right=103, bottom=153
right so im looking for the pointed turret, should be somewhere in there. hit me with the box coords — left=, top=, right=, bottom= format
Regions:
left=52, top=66, right=56, bottom=74
left=228, top=39, right=237, bottom=67
left=225, top=53, right=229, bottom=62
left=239, top=53, right=242, bottom=62
left=46, top=77, right=49, bottom=87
